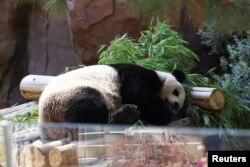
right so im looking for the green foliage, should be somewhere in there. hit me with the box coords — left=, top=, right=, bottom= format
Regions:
left=233, top=34, right=250, bottom=64
left=13, top=105, right=39, bottom=122
left=99, top=21, right=198, bottom=73
left=215, top=75, right=250, bottom=128
left=200, top=25, right=226, bottom=55
left=223, top=39, right=250, bottom=106
left=184, top=73, right=224, bottom=128
left=201, top=28, right=250, bottom=107
left=98, top=35, right=144, bottom=65
left=201, top=27, right=250, bottom=107
left=1, top=105, right=39, bottom=122
left=138, top=22, right=199, bottom=72
left=185, top=63, right=250, bottom=129
left=13, top=110, right=38, bottom=122
left=186, top=72, right=250, bottom=129
left=98, top=21, right=250, bottom=131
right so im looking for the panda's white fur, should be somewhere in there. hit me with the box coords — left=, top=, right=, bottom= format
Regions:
left=156, top=71, right=185, bottom=113
left=39, top=64, right=185, bottom=140
left=39, top=65, right=122, bottom=139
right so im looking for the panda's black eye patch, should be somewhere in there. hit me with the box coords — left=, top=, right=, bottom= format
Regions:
left=173, top=89, right=179, bottom=96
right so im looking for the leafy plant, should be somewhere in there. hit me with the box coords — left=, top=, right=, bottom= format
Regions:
left=200, top=25, right=228, bottom=55
left=0, top=105, right=38, bottom=123
left=222, top=37, right=250, bottom=107
left=201, top=27, right=250, bottom=107
left=138, top=22, right=198, bottom=72
left=99, top=21, right=198, bottom=73
left=98, top=35, right=144, bottom=65
left=98, top=21, right=250, bottom=131
left=187, top=72, right=250, bottom=129
left=14, top=105, right=38, bottom=122
left=13, top=109, right=38, bottom=122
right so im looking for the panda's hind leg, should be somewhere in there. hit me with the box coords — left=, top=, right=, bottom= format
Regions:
left=63, top=87, right=110, bottom=141
left=64, top=87, right=109, bottom=124
left=109, top=104, right=139, bottom=124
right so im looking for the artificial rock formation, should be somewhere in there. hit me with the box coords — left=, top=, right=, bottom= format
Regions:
left=67, top=0, right=145, bottom=64
left=0, top=1, right=78, bottom=108
left=0, top=0, right=25, bottom=107
left=0, top=0, right=145, bottom=108
left=27, top=1, right=79, bottom=75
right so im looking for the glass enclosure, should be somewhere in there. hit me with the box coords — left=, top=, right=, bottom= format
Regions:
left=1, top=122, right=250, bottom=166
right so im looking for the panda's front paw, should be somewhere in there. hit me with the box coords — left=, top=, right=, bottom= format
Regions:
left=109, top=104, right=140, bottom=124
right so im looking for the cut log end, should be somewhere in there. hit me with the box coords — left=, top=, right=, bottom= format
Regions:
left=49, top=144, right=78, bottom=167
left=190, top=87, right=225, bottom=110
left=49, top=148, right=63, bottom=166
left=32, top=147, right=50, bottom=167
left=210, top=89, right=225, bottom=109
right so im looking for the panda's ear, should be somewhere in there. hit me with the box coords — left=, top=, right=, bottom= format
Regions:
left=172, top=70, right=186, bottom=83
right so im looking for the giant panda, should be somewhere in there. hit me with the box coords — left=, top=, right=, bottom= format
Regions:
left=38, top=64, right=186, bottom=140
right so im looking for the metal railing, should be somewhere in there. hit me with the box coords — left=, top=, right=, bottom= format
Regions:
left=0, top=121, right=13, bottom=167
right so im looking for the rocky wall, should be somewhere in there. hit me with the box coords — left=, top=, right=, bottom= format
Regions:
left=0, top=1, right=79, bottom=108
left=0, top=0, right=145, bottom=108
left=67, top=0, right=145, bottom=64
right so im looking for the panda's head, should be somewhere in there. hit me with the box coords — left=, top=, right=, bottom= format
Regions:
left=156, top=70, right=186, bottom=113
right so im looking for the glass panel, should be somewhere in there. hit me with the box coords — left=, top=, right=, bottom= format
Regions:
left=7, top=122, right=250, bottom=167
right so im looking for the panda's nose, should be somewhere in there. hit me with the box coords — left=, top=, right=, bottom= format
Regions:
left=174, top=102, right=179, bottom=110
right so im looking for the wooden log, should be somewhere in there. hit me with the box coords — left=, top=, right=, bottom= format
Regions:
left=48, top=143, right=78, bottom=167
left=20, top=75, right=225, bottom=110
left=17, top=145, right=33, bottom=167
left=20, top=75, right=54, bottom=100
left=31, top=139, right=68, bottom=167
left=190, top=87, right=225, bottom=110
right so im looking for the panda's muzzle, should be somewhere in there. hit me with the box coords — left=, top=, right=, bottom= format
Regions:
left=170, top=102, right=179, bottom=114
left=165, top=99, right=179, bottom=113
left=173, top=102, right=179, bottom=111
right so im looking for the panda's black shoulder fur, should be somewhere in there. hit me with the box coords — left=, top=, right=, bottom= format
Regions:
left=110, top=64, right=163, bottom=96
left=110, top=64, right=173, bottom=125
